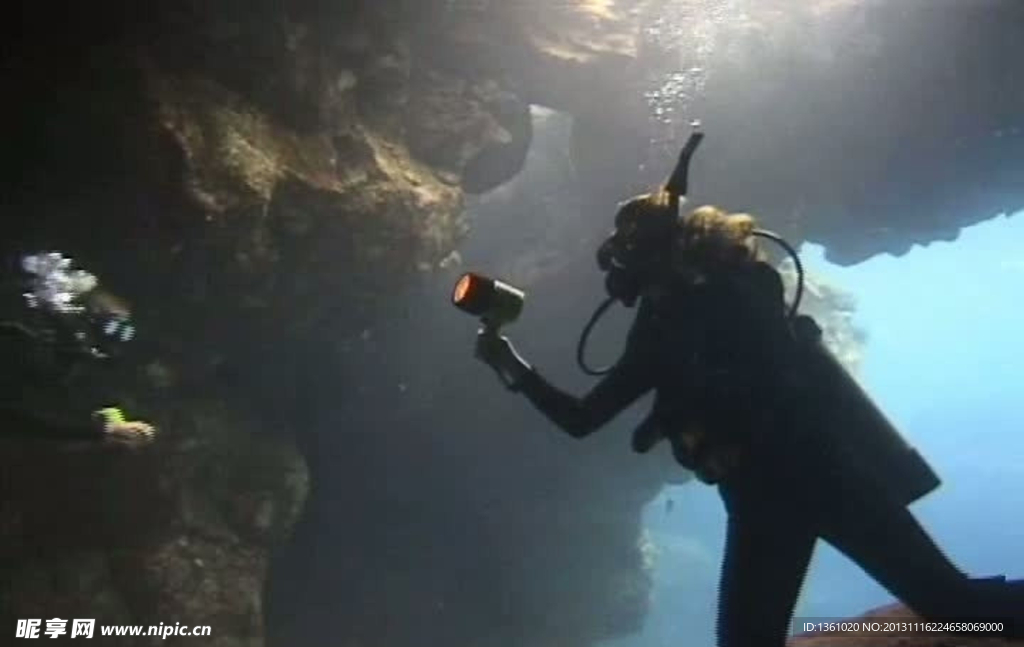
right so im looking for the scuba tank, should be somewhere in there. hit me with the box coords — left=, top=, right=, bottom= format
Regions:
left=790, top=316, right=941, bottom=506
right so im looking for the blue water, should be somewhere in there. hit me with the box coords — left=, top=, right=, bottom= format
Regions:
left=603, top=210, right=1024, bottom=647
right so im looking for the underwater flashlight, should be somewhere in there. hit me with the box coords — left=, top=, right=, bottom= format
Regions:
left=452, top=272, right=525, bottom=330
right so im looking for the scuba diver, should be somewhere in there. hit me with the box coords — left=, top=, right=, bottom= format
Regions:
left=467, top=128, right=1024, bottom=647
left=0, top=251, right=156, bottom=443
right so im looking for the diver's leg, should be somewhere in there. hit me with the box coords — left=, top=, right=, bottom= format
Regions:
left=819, top=490, right=1023, bottom=632
left=716, top=488, right=817, bottom=647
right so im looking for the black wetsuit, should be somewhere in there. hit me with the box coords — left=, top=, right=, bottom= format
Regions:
left=516, top=261, right=1022, bottom=647
left=0, top=317, right=110, bottom=441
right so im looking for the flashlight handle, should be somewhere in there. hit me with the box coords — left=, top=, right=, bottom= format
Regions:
left=477, top=324, right=514, bottom=388
left=476, top=325, right=529, bottom=391
left=492, top=362, right=520, bottom=390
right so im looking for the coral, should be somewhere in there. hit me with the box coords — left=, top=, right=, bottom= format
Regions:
left=778, top=259, right=866, bottom=375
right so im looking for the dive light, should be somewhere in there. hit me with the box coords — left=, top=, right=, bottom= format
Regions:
left=452, top=272, right=525, bottom=330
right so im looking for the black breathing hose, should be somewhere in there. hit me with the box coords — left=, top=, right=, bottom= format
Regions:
left=575, top=126, right=708, bottom=376
left=753, top=229, right=805, bottom=319
left=576, top=296, right=618, bottom=376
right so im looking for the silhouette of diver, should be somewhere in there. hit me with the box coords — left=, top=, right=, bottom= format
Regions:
left=473, top=129, right=1024, bottom=646
left=0, top=251, right=155, bottom=443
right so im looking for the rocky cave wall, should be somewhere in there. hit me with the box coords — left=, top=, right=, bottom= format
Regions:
left=1, top=1, right=1020, bottom=646
left=0, top=3, right=638, bottom=646
left=486, top=0, right=1024, bottom=263
left=1, top=2, right=534, bottom=645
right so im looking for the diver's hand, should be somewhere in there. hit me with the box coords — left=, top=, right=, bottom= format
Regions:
left=103, top=420, right=157, bottom=444
left=474, top=328, right=533, bottom=391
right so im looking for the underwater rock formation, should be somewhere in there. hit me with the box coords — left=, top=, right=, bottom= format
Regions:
left=2, top=3, right=640, bottom=647
left=0, top=398, right=308, bottom=647
left=2, top=3, right=489, bottom=641
left=491, top=0, right=1024, bottom=264
left=788, top=602, right=1021, bottom=646
left=778, top=259, right=866, bottom=374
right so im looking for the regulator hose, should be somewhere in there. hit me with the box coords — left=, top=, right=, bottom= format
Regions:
left=753, top=228, right=805, bottom=319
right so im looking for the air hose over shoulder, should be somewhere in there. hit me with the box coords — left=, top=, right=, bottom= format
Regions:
left=576, top=128, right=806, bottom=376
left=753, top=229, right=805, bottom=320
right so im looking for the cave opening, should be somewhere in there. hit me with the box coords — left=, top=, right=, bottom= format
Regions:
left=267, top=102, right=676, bottom=647
left=460, top=105, right=585, bottom=284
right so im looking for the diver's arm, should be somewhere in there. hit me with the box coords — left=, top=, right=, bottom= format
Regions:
left=475, top=299, right=658, bottom=438
left=516, top=355, right=654, bottom=438
left=0, top=405, right=155, bottom=443
left=0, top=406, right=107, bottom=440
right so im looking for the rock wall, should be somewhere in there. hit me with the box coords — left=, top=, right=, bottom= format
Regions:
left=0, top=3, right=637, bottom=647
left=487, top=0, right=1024, bottom=264
left=0, top=400, right=307, bottom=647
left=0, top=2, right=524, bottom=645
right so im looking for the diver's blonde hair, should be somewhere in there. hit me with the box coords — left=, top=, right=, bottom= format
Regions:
left=621, top=190, right=763, bottom=274
left=676, top=203, right=764, bottom=270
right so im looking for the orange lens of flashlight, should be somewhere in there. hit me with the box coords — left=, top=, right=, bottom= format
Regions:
left=453, top=273, right=476, bottom=305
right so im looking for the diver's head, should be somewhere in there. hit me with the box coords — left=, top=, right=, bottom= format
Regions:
left=597, top=189, right=678, bottom=306
left=671, top=205, right=763, bottom=273
left=82, top=289, right=135, bottom=344
left=597, top=198, right=764, bottom=305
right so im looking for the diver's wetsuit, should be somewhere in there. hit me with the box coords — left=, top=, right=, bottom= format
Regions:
left=516, top=261, right=1021, bottom=647
left=0, top=319, right=110, bottom=440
